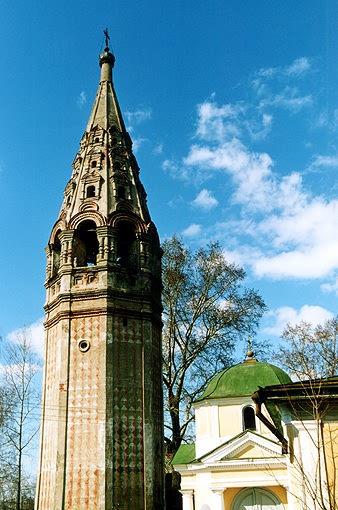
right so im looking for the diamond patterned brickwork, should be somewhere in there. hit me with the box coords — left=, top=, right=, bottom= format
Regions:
left=110, top=316, right=145, bottom=509
left=65, top=315, right=104, bottom=509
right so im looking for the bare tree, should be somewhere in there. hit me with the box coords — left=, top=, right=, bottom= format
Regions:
left=280, top=317, right=338, bottom=379
left=252, top=317, right=338, bottom=510
left=0, top=330, right=41, bottom=510
left=162, top=236, right=266, bottom=456
left=254, top=377, right=338, bottom=510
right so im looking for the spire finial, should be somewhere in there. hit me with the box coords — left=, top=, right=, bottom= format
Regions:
left=244, top=335, right=256, bottom=362
left=99, top=29, right=115, bottom=80
left=104, top=28, right=110, bottom=51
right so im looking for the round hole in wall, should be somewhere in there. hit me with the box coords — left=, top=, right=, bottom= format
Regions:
left=78, top=340, right=90, bottom=352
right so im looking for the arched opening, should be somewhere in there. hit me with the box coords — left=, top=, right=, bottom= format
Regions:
left=116, top=220, right=136, bottom=268
left=243, top=406, right=256, bottom=431
left=74, top=220, right=99, bottom=266
left=118, top=186, right=126, bottom=199
left=91, top=161, right=97, bottom=168
left=232, top=487, right=283, bottom=510
left=51, top=230, right=61, bottom=275
left=86, top=185, right=95, bottom=198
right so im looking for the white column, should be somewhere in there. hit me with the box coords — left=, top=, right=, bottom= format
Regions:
left=212, top=489, right=224, bottom=510
left=181, top=490, right=194, bottom=510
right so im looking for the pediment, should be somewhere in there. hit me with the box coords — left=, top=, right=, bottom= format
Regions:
left=87, top=147, right=102, bottom=156
left=81, top=170, right=101, bottom=182
left=201, top=431, right=283, bottom=464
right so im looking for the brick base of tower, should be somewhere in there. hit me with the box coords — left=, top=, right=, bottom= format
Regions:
left=35, top=266, right=164, bottom=510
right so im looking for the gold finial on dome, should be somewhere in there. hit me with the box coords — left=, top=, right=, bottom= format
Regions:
left=99, top=28, right=115, bottom=82
left=244, top=336, right=257, bottom=363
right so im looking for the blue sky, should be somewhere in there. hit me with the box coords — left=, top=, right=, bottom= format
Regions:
left=1, top=1, right=338, bottom=354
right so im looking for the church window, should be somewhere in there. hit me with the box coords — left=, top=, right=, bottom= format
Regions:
left=243, top=406, right=256, bottom=431
left=118, top=186, right=125, bottom=199
left=86, top=185, right=95, bottom=198
left=91, top=160, right=97, bottom=168
left=74, top=220, right=99, bottom=266
left=114, top=161, right=121, bottom=171
left=116, top=220, right=136, bottom=268
left=95, top=137, right=99, bottom=143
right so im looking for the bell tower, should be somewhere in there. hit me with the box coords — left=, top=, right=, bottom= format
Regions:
left=35, top=38, right=164, bottom=510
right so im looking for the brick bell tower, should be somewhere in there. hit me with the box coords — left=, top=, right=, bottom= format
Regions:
left=35, top=36, right=164, bottom=510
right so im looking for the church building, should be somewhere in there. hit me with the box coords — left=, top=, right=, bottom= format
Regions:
left=34, top=37, right=164, bottom=510
left=173, top=351, right=338, bottom=510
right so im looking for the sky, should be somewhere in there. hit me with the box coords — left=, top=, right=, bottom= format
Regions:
left=1, top=0, right=338, bottom=356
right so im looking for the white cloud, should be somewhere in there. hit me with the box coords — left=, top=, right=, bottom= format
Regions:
left=153, top=143, right=164, bottom=155
left=286, top=57, right=311, bottom=76
left=310, top=154, right=338, bottom=169
left=182, top=223, right=202, bottom=237
left=259, top=86, right=312, bottom=112
left=7, top=318, right=44, bottom=358
left=254, top=243, right=338, bottom=280
left=263, top=305, right=333, bottom=336
left=125, top=108, right=152, bottom=126
left=196, top=101, right=244, bottom=142
left=162, top=159, right=191, bottom=181
left=165, top=56, right=338, bottom=284
left=256, top=57, right=312, bottom=80
left=192, top=189, right=218, bottom=210
left=183, top=134, right=338, bottom=281
left=77, top=90, right=87, bottom=108
left=131, top=137, right=147, bottom=152
left=252, top=58, right=313, bottom=115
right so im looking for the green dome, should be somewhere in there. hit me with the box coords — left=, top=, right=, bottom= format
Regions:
left=196, top=360, right=291, bottom=401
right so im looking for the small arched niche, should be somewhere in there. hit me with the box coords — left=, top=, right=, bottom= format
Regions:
left=116, top=220, right=136, bottom=268
left=74, top=220, right=99, bottom=266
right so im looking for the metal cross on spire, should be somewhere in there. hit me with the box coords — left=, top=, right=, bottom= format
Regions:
left=104, top=28, right=110, bottom=50
left=246, top=335, right=254, bottom=360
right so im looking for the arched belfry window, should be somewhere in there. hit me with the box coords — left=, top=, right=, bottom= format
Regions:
left=118, top=186, right=126, bottom=199
left=74, top=220, right=99, bottom=266
left=243, top=406, right=256, bottom=431
left=116, top=221, right=136, bottom=268
left=52, top=230, right=61, bottom=275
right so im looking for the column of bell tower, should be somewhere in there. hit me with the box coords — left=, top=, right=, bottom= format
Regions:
left=35, top=40, right=164, bottom=510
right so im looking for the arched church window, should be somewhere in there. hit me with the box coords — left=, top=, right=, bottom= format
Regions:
left=74, top=220, right=99, bottom=266
left=86, top=185, right=95, bottom=198
left=116, top=220, right=136, bottom=268
left=52, top=230, right=61, bottom=275
left=91, top=160, right=97, bottom=168
left=243, top=406, right=256, bottom=431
